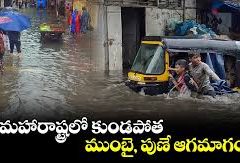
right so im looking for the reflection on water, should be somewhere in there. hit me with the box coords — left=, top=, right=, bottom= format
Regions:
left=0, top=9, right=240, bottom=124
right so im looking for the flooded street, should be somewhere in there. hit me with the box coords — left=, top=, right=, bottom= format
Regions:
left=0, top=8, right=240, bottom=125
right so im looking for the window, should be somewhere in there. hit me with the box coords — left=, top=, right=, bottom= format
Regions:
left=131, top=44, right=165, bottom=74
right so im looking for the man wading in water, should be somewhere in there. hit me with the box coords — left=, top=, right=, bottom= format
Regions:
left=188, top=53, right=220, bottom=97
left=8, top=31, right=22, bottom=58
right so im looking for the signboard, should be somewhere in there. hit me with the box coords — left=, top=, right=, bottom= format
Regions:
left=73, top=0, right=86, bottom=12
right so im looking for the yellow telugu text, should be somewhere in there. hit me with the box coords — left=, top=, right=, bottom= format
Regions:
left=85, top=136, right=240, bottom=157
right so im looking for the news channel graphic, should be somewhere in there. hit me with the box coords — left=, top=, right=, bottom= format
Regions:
left=1, top=0, right=240, bottom=161
left=0, top=117, right=240, bottom=161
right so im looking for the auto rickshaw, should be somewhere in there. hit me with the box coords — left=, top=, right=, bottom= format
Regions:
left=126, top=36, right=240, bottom=95
left=40, top=23, right=65, bottom=40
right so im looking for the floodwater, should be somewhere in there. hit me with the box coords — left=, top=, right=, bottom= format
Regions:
left=0, top=8, right=240, bottom=127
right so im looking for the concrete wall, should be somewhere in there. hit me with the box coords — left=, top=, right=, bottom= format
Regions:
left=185, top=0, right=196, bottom=20
left=146, top=8, right=183, bottom=36
left=87, top=2, right=107, bottom=70
left=87, top=2, right=123, bottom=71
left=146, top=0, right=196, bottom=36
left=106, top=6, right=123, bottom=70
left=87, top=0, right=197, bottom=70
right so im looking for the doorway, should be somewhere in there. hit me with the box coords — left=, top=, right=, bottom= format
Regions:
left=121, top=7, right=145, bottom=69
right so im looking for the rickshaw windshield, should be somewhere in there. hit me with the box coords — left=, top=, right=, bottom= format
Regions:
left=131, top=44, right=165, bottom=74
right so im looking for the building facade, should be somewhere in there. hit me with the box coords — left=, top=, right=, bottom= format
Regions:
left=87, top=0, right=197, bottom=70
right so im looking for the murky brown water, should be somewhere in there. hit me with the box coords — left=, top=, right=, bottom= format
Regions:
left=0, top=8, right=240, bottom=124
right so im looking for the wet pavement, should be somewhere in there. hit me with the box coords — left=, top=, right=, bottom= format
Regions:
left=0, top=8, right=240, bottom=125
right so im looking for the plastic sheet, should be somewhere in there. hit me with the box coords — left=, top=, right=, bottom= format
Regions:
left=211, top=80, right=236, bottom=95
left=169, top=20, right=217, bottom=38
left=206, top=53, right=226, bottom=80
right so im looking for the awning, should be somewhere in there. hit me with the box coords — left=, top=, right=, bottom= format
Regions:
left=163, top=38, right=240, bottom=57
left=213, top=0, right=240, bottom=12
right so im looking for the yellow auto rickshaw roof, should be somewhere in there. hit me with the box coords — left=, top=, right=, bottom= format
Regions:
left=141, top=41, right=164, bottom=46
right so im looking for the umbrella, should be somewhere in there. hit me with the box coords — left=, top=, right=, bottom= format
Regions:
left=0, top=8, right=31, bottom=32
